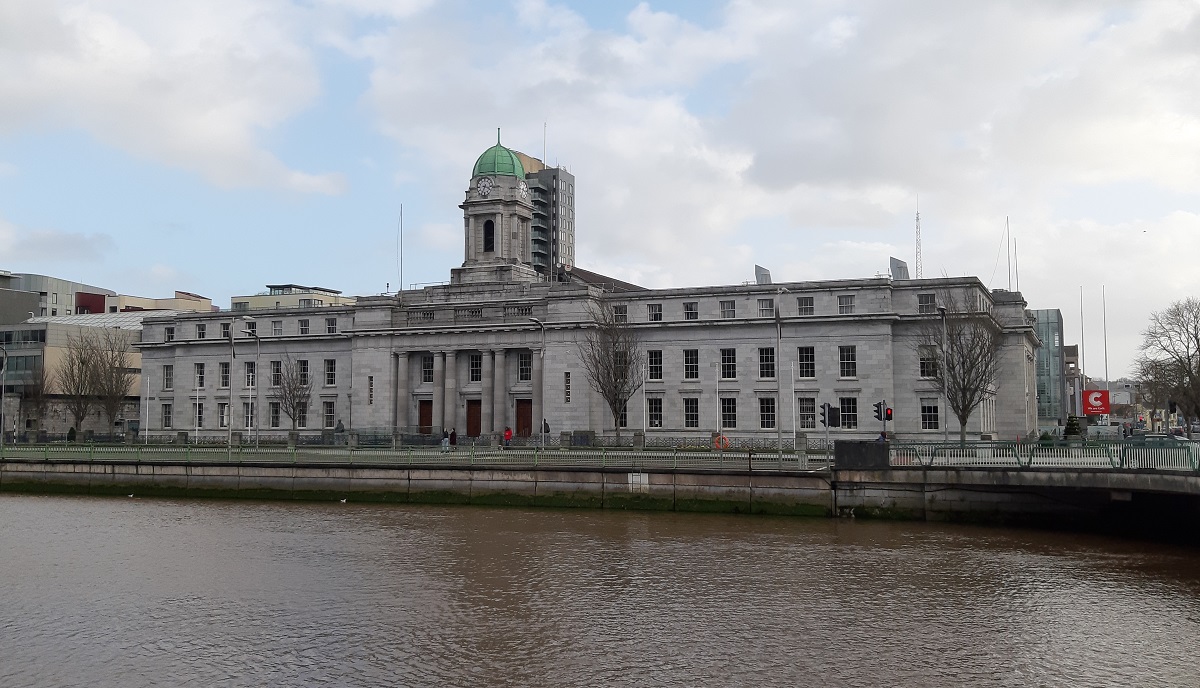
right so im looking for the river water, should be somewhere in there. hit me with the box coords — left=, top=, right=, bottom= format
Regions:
left=2, top=494, right=1199, bottom=687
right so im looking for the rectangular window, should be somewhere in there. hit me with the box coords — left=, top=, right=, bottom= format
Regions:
left=469, top=353, right=482, bottom=383
left=918, top=293, right=938, bottom=314
left=796, top=346, right=815, bottom=378
left=243, top=402, right=255, bottom=429
left=165, top=327, right=175, bottom=342
left=244, top=321, right=256, bottom=336
left=797, top=296, right=814, bottom=316
left=323, top=401, right=335, bottom=429
left=195, top=323, right=206, bottom=339
left=162, top=364, right=173, bottom=391
left=720, top=300, right=736, bottom=318
left=839, top=397, right=858, bottom=429
left=921, top=398, right=940, bottom=429
left=518, top=352, right=533, bottom=381
left=648, top=397, right=663, bottom=428
left=272, top=320, right=283, bottom=336
left=758, top=298, right=775, bottom=317
left=619, top=400, right=628, bottom=428
left=193, top=402, right=204, bottom=429
left=271, top=360, right=282, bottom=387
left=759, top=397, right=776, bottom=429
left=684, top=349, right=699, bottom=379
left=648, top=350, right=662, bottom=380
left=324, top=359, right=336, bottom=386
left=218, top=402, right=229, bottom=429
left=299, top=319, right=310, bottom=335
left=839, top=345, right=857, bottom=378
left=797, top=397, right=816, bottom=429
left=221, top=322, right=231, bottom=339
left=612, top=304, right=628, bottom=323
left=194, top=362, right=205, bottom=388
left=684, top=398, right=699, bottom=428
left=647, top=304, right=662, bottom=322
left=296, top=401, right=308, bottom=429
left=838, top=295, right=855, bottom=314
left=161, top=403, right=173, bottom=429
left=919, top=346, right=938, bottom=378
left=720, top=348, right=736, bottom=379
left=326, top=317, right=337, bottom=334
left=269, top=401, right=281, bottom=428
left=298, top=359, right=309, bottom=386
left=219, top=361, right=230, bottom=389
left=759, top=347, right=776, bottom=379
left=564, top=371, right=571, bottom=403
left=244, top=361, right=256, bottom=388
left=421, top=355, right=434, bottom=383
left=683, top=302, right=698, bottom=320
left=721, top=397, right=737, bottom=429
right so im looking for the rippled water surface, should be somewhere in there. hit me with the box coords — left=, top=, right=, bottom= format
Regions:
left=3, top=494, right=1200, bottom=687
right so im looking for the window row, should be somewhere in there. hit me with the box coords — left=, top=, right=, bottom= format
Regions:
left=159, top=400, right=339, bottom=430
left=646, top=346, right=859, bottom=380
left=611, top=292, right=958, bottom=322
left=417, top=352, right=534, bottom=384
left=162, top=359, right=339, bottom=390
left=628, top=396, right=942, bottom=431
left=163, top=317, right=339, bottom=342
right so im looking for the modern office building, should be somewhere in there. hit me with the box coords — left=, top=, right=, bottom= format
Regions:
left=0, top=271, right=114, bottom=319
left=136, top=136, right=1042, bottom=444
left=231, top=285, right=356, bottom=311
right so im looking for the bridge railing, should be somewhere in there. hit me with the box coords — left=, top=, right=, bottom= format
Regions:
left=891, top=441, right=1200, bottom=472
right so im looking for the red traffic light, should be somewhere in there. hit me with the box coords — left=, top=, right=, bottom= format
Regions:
left=885, top=407, right=893, bottom=421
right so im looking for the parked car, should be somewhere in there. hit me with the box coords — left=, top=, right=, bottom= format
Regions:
left=1121, top=433, right=1195, bottom=469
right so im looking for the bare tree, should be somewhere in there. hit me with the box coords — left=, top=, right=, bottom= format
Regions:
left=20, top=357, right=50, bottom=433
left=577, top=301, right=645, bottom=437
left=95, top=329, right=137, bottom=433
left=914, top=290, right=1004, bottom=443
left=1137, top=298, right=1200, bottom=429
left=273, top=355, right=313, bottom=432
left=56, top=331, right=102, bottom=437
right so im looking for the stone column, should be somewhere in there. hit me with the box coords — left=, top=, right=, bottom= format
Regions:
left=532, top=347, right=544, bottom=439
left=481, top=350, right=494, bottom=435
left=496, top=212, right=504, bottom=258
left=444, top=350, right=458, bottom=436
left=492, top=348, right=507, bottom=433
left=432, top=351, right=445, bottom=432
left=395, top=352, right=409, bottom=431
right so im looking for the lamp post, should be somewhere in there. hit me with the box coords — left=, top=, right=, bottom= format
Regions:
left=0, top=345, right=8, bottom=450
left=242, top=316, right=260, bottom=449
left=529, top=317, right=546, bottom=449
left=226, top=323, right=235, bottom=448
left=774, top=287, right=788, bottom=457
left=937, top=304, right=949, bottom=443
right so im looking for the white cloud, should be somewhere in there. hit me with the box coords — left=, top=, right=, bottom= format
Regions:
left=0, top=0, right=344, bottom=194
left=0, top=216, right=115, bottom=262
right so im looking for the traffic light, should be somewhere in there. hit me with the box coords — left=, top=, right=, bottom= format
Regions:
left=820, top=403, right=830, bottom=427
left=819, top=403, right=840, bottom=428
left=873, top=401, right=885, bottom=422
left=885, top=407, right=893, bottom=421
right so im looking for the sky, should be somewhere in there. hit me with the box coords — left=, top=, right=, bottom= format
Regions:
left=1, top=0, right=1198, bottom=380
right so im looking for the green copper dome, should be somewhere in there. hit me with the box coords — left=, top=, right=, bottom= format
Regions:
left=472, top=129, right=525, bottom=178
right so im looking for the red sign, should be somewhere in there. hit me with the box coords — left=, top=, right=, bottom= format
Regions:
left=1083, top=390, right=1111, bottom=415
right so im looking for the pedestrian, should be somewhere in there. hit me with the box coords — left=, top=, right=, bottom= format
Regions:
left=503, top=426, right=513, bottom=447
left=543, top=418, right=550, bottom=435
left=876, top=431, right=887, bottom=443
left=441, top=429, right=450, bottom=452
left=449, top=428, right=457, bottom=450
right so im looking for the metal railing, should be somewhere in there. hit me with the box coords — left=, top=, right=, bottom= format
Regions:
left=890, top=440, right=1200, bottom=472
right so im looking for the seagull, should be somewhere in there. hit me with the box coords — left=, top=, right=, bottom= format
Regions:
left=339, top=498, right=347, bottom=504
left=128, top=494, right=134, bottom=498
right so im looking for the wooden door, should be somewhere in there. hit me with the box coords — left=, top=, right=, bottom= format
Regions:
left=466, top=400, right=482, bottom=437
left=516, top=399, right=533, bottom=437
left=418, top=400, right=433, bottom=434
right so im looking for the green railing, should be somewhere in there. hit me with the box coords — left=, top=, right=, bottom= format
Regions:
left=890, top=440, right=1199, bottom=472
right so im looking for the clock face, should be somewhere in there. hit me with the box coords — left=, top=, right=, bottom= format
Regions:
left=517, top=180, right=529, bottom=199
left=476, top=177, right=494, bottom=197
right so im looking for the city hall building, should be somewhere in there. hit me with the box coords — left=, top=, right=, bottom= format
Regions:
left=137, top=138, right=1041, bottom=445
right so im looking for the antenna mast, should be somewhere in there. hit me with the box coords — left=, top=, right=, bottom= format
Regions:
left=914, top=194, right=923, bottom=279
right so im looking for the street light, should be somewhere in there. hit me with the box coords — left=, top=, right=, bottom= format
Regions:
left=226, top=322, right=235, bottom=448
left=242, top=315, right=260, bottom=449
left=937, top=304, right=949, bottom=443
left=0, top=345, right=7, bottom=450
left=529, top=317, right=546, bottom=449
left=775, top=287, right=789, bottom=457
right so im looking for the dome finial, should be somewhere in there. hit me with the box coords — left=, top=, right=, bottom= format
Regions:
left=496, top=127, right=501, bottom=145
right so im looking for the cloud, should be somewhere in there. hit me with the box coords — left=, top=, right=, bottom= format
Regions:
left=0, top=216, right=115, bottom=262
left=0, top=0, right=344, bottom=194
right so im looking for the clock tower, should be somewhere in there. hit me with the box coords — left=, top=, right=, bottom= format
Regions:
left=452, top=130, right=539, bottom=285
